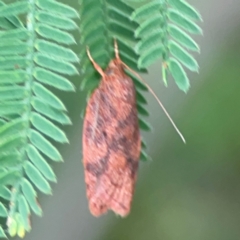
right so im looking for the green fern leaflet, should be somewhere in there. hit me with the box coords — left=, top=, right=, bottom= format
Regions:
left=0, top=0, right=78, bottom=237
left=131, top=0, right=202, bottom=92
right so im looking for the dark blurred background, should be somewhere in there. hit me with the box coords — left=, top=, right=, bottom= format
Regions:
left=25, top=0, right=240, bottom=239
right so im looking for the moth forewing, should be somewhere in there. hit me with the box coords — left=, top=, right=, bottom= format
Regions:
left=83, top=43, right=141, bottom=217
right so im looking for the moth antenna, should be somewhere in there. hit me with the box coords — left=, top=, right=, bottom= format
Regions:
left=122, top=62, right=186, bottom=144
left=86, top=46, right=105, bottom=77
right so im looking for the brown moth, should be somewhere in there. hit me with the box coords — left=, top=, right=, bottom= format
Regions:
left=82, top=40, right=141, bottom=217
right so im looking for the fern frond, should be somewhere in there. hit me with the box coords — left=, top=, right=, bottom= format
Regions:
left=131, top=0, right=202, bottom=92
left=0, top=0, right=78, bottom=237
left=79, top=0, right=151, bottom=160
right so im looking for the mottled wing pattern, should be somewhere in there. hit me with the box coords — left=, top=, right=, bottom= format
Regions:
left=82, top=63, right=141, bottom=217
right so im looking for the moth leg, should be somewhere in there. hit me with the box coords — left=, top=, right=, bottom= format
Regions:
left=86, top=46, right=105, bottom=77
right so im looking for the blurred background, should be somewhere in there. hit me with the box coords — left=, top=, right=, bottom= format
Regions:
left=24, top=0, right=240, bottom=239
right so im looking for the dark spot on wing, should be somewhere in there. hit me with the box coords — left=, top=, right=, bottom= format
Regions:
left=109, top=136, right=128, bottom=152
left=103, top=131, right=107, bottom=138
left=118, top=108, right=137, bottom=129
left=109, top=105, right=117, bottom=118
left=126, top=158, right=139, bottom=178
left=85, top=121, right=93, bottom=139
left=97, top=116, right=104, bottom=128
left=86, top=154, right=109, bottom=177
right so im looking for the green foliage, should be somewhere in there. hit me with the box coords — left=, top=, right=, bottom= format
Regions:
left=131, top=0, right=202, bottom=92
left=0, top=0, right=78, bottom=237
left=0, top=0, right=202, bottom=237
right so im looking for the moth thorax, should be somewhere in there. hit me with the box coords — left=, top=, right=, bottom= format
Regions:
left=105, top=59, right=123, bottom=76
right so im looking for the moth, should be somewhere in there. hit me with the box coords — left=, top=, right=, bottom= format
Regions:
left=82, top=40, right=141, bottom=217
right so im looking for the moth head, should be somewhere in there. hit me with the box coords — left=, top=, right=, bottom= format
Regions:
left=105, top=59, right=124, bottom=76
